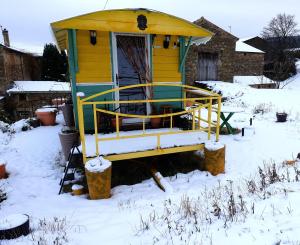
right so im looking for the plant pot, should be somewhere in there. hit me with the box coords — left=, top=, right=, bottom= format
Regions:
left=111, top=117, right=123, bottom=130
left=150, top=117, right=161, bottom=128
left=59, top=129, right=80, bottom=161
left=0, top=164, right=7, bottom=179
left=62, top=104, right=75, bottom=127
left=0, top=214, right=30, bottom=240
left=35, top=109, right=57, bottom=126
left=276, top=112, right=287, bottom=122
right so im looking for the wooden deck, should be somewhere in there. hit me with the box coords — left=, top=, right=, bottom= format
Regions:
left=82, top=128, right=208, bottom=161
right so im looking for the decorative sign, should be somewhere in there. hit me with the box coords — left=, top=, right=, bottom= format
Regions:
left=137, top=15, right=147, bottom=30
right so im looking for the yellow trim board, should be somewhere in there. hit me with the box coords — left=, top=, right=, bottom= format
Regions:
left=86, top=144, right=205, bottom=162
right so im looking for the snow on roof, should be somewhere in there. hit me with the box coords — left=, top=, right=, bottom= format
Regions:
left=233, top=76, right=275, bottom=85
left=0, top=43, right=42, bottom=57
left=7, top=81, right=71, bottom=94
left=235, top=39, right=264, bottom=53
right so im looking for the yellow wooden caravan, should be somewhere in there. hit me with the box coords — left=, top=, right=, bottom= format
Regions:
left=51, top=8, right=221, bottom=163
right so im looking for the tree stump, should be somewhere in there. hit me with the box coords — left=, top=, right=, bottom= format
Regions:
left=85, top=157, right=112, bottom=200
left=204, top=143, right=225, bottom=176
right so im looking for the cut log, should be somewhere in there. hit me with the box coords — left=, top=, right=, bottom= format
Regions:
left=150, top=168, right=173, bottom=193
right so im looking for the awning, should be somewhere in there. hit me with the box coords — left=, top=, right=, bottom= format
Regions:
left=51, top=8, right=213, bottom=50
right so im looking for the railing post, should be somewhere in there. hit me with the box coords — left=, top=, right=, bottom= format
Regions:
left=157, top=134, right=161, bottom=149
left=77, top=96, right=87, bottom=163
left=142, top=118, right=145, bottom=134
left=93, top=104, right=99, bottom=156
left=116, top=114, right=120, bottom=138
left=207, top=98, right=212, bottom=140
left=192, top=108, right=196, bottom=130
left=198, top=106, right=201, bottom=130
left=170, top=115, right=173, bottom=129
left=183, top=89, right=186, bottom=108
left=216, top=96, right=221, bottom=142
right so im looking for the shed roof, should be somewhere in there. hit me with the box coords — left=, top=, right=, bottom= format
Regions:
left=51, top=8, right=213, bottom=50
left=236, top=39, right=264, bottom=53
left=7, top=81, right=71, bottom=94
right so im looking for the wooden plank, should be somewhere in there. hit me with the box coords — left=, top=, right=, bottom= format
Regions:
left=102, top=144, right=205, bottom=161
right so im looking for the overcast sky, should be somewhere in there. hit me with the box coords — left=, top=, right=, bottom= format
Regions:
left=1, top=0, right=300, bottom=53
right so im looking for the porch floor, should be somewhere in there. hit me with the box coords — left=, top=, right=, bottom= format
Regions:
left=81, top=128, right=209, bottom=160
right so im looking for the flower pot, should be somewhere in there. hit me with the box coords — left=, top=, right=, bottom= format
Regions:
left=58, top=128, right=80, bottom=161
left=0, top=164, right=7, bottom=179
left=276, top=112, right=287, bottom=122
left=150, top=117, right=161, bottom=128
left=62, top=104, right=75, bottom=127
left=35, top=109, right=57, bottom=126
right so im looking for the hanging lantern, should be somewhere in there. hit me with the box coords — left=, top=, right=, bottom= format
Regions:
left=89, top=30, right=97, bottom=45
left=163, top=35, right=171, bottom=49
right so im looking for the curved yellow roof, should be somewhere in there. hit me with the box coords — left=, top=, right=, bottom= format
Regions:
left=51, top=8, right=213, bottom=49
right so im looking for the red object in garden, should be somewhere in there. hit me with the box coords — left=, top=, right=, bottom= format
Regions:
left=35, top=108, right=57, bottom=126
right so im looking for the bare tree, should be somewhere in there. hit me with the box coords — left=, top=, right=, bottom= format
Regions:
left=262, top=14, right=299, bottom=39
left=262, top=14, right=299, bottom=86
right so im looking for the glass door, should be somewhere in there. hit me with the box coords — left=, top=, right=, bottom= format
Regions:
left=114, top=34, right=150, bottom=116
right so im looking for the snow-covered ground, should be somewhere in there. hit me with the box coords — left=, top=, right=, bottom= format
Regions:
left=1, top=72, right=300, bottom=244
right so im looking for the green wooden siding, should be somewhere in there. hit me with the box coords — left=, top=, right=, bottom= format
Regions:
left=77, top=84, right=113, bottom=131
left=153, top=85, right=183, bottom=111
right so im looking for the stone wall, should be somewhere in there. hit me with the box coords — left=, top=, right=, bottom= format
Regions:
left=185, top=18, right=266, bottom=85
left=185, top=17, right=238, bottom=85
left=234, top=52, right=264, bottom=76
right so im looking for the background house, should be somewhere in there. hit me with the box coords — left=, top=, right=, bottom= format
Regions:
left=6, top=80, right=71, bottom=119
left=185, top=17, right=265, bottom=85
left=0, top=29, right=42, bottom=96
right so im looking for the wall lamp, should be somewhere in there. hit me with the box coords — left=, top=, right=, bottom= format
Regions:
left=89, top=30, right=97, bottom=45
left=163, top=35, right=171, bottom=49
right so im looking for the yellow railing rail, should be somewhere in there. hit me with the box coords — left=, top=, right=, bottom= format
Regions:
left=77, top=84, right=222, bottom=163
